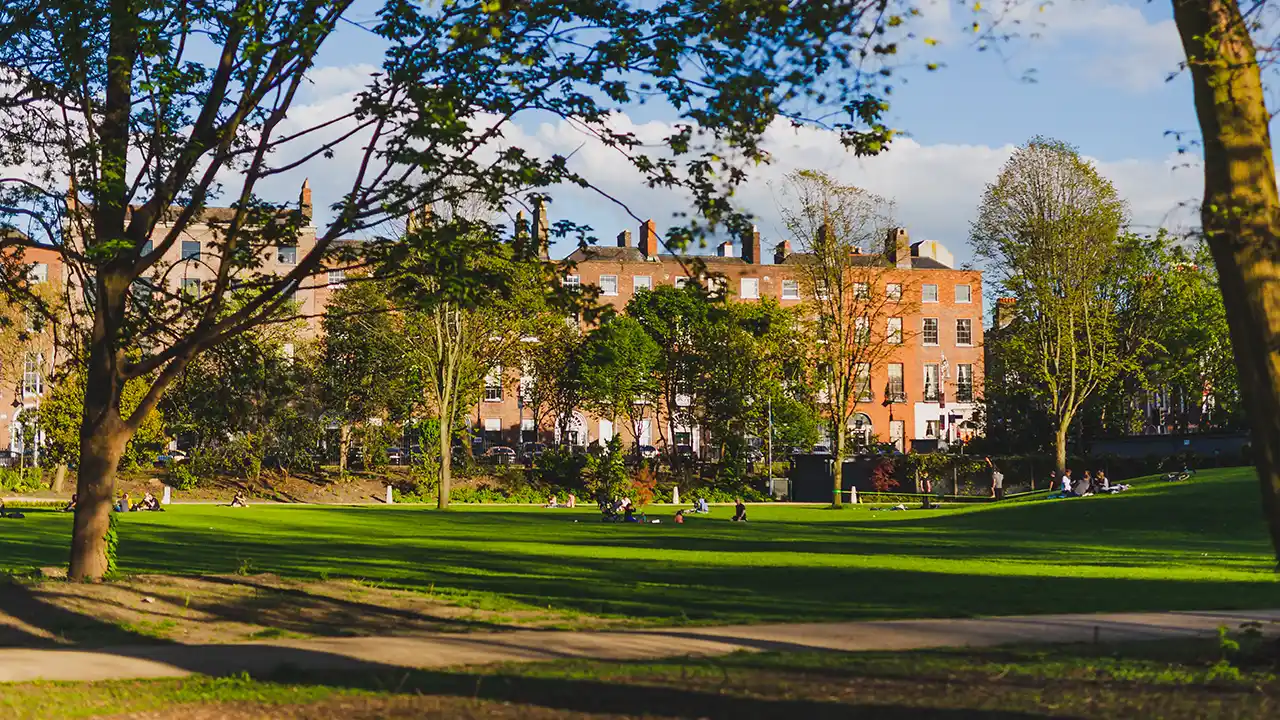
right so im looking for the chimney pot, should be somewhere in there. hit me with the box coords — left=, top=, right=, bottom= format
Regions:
left=885, top=227, right=911, bottom=269
left=617, top=229, right=632, bottom=248
left=717, top=241, right=734, bottom=258
left=744, top=226, right=761, bottom=264
left=533, top=199, right=550, bottom=260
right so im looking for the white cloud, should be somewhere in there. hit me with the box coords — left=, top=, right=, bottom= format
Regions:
left=240, top=64, right=1204, bottom=268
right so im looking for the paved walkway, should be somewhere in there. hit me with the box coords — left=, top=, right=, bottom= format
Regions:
left=2, top=609, right=1278, bottom=684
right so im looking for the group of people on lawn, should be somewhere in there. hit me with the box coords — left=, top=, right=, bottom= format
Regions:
left=985, top=457, right=1131, bottom=500
left=594, top=493, right=745, bottom=524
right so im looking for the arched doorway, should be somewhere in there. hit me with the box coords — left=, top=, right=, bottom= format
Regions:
left=848, top=412, right=873, bottom=451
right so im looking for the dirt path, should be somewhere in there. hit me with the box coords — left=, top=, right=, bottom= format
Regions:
left=3, top=609, right=1277, bottom=684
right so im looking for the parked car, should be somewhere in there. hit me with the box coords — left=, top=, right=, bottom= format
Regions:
left=154, top=450, right=188, bottom=467
left=745, top=448, right=765, bottom=463
left=637, top=445, right=659, bottom=460
left=483, top=446, right=517, bottom=465
left=811, top=444, right=832, bottom=455
left=386, top=447, right=406, bottom=465
left=519, top=442, right=547, bottom=465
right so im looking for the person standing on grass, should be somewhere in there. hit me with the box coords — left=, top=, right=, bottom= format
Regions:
left=986, top=457, right=1004, bottom=500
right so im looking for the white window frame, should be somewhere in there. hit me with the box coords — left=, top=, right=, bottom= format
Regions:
left=276, top=245, right=298, bottom=265
left=563, top=274, right=581, bottom=288
left=855, top=316, right=870, bottom=345
left=740, top=277, right=760, bottom=299
left=923, top=363, right=940, bottom=402
left=328, top=269, right=346, bottom=288
left=887, top=363, right=905, bottom=402
left=956, top=318, right=973, bottom=346
left=887, top=317, right=903, bottom=345
left=633, top=275, right=652, bottom=292
left=886, top=283, right=902, bottom=301
left=922, top=318, right=939, bottom=346
left=599, top=274, right=619, bottom=296
left=955, top=284, right=972, bottom=304
left=28, top=263, right=48, bottom=284
left=922, top=284, right=938, bottom=303
left=22, top=352, right=42, bottom=396
left=484, top=367, right=503, bottom=402
left=852, top=281, right=869, bottom=299
left=674, top=276, right=689, bottom=289
left=957, top=364, right=974, bottom=402
left=781, top=279, right=800, bottom=299
left=855, top=362, right=872, bottom=402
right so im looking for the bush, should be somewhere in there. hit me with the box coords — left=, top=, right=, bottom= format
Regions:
left=631, top=465, right=657, bottom=507
left=870, top=459, right=899, bottom=492
left=166, top=462, right=199, bottom=491
left=0, top=467, right=43, bottom=493
left=531, top=446, right=588, bottom=490
left=450, top=483, right=546, bottom=504
left=584, top=437, right=630, bottom=502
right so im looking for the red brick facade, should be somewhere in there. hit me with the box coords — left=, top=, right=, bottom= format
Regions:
left=470, top=221, right=984, bottom=454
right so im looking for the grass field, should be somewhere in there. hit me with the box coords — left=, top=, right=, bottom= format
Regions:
left=4, top=638, right=1280, bottom=718
left=3, top=467, right=1277, bottom=625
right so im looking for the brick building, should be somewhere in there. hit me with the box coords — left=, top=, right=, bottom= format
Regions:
left=471, top=214, right=984, bottom=454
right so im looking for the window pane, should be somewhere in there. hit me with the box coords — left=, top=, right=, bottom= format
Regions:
left=855, top=363, right=872, bottom=401
left=923, top=364, right=939, bottom=401
left=886, top=283, right=902, bottom=301
left=923, top=318, right=938, bottom=345
left=741, top=277, right=759, bottom=299
left=634, top=275, right=652, bottom=291
left=277, top=245, right=297, bottom=265
left=328, top=269, right=346, bottom=287
left=28, top=263, right=48, bottom=284
left=181, top=240, right=200, bottom=260
left=181, top=278, right=201, bottom=298
left=956, top=318, right=973, bottom=345
left=563, top=275, right=580, bottom=288
left=955, top=284, right=972, bottom=303
left=887, top=317, right=902, bottom=344
left=888, top=363, right=905, bottom=401
left=922, top=284, right=938, bottom=302
left=674, top=276, right=688, bottom=288
left=782, top=279, right=799, bottom=299
left=957, top=364, right=974, bottom=402
left=852, top=282, right=869, bottom=299
left=599, top=275, right=618, bottom=295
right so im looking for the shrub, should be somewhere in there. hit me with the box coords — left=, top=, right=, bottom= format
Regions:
left=531, top=446, right=588, bottom=490
left=584, top=437, right=630, bottom=502
left=870, top=459, right=899, bottom=492
left=631, top=465, right=657, bottom=507
left=0, top=467, right=43, bottom=493
left=166, top=462, right=199, bottom=491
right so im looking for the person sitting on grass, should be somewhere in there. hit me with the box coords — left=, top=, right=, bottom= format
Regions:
left=1074, top=470, right=1092, bottom=497
left=694, top=497, right=710, bottom=514
left=1097, top=470, right=1130, bottom=493
left=115, top=492, right=132, bottom=512
left=0, top=499, right=24, bottom=519
left=623, top=503, right=646, bottom=523
left=134, top=492, right=163, bottom=512
left=230, top=490, right=248, bottom=508
left=62, top=494, right=78, bottom=512
left=674, top=509, right=685, bottom=524
left=566, top=493, right=576, bottom=508
left=544, top=494, right=559, bottom=508
left=731, top=498, right=747, bottom=522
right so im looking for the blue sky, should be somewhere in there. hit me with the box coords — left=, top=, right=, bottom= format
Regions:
left=282, top=1, right=1206, bottom=268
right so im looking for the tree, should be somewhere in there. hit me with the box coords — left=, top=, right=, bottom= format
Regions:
left=778, top=169, right=908, bottom=505
left=519, top=319, right=584, bottom=447
left=627, top=285, right=711, bottom=466
left=0, top=0, right=900, bottom=577
left=1168, top=0, right=1280, bottom=564
left=36, top=372, right=167, bottom=472
left=970, top=137, right=1128, bottom=472
left=383, top=214, right=558, bottom=508
left=320, top=280, right=406, bottom=473
left=577, top=315, right=661, bottom=447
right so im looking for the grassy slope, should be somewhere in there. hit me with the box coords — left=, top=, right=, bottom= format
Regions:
left=2, top=468, right=1277, bottom=624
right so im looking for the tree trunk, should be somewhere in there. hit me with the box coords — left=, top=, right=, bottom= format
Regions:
left=832, top=422, right=846, bottom=506
left=438, top=397, right=452, bottom=509
left=1054, top=417, right=1069, bottom=473
left=69, top=378, right=131, bottom=581
left=1173, top=0, right=1280, bottom=562
left=338, top=423, right=351, bottom=474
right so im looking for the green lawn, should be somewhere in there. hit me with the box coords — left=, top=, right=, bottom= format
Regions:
left=3, top=467, right=1278, bottom=624
left=5, top=638, right=1280, bottom=719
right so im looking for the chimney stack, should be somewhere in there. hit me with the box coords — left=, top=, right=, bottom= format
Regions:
left=773, top=240, right=791, bottom=265
left=886, top=227, right=911, bottom=269
left=639, top=219, right=658, bottom=259
left=743, top=226, right=761, bottom=264
left=617, top=229, right=632, bottom=248
left=716, top=241, right=734, bottom=257
left=300, top=178, right=313, bottom=224
left=995, top=297, right=1018, bottom=330
left=533, top=199, right=550, bottom=260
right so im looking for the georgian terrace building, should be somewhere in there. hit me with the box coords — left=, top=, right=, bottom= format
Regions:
left=475, top=217, right=984, bottom=455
